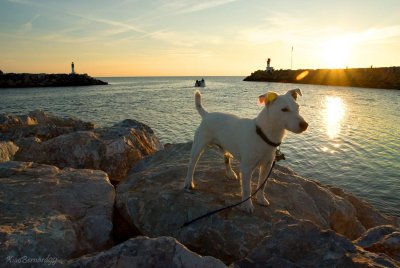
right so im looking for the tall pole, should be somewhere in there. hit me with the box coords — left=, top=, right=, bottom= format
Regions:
left=291, top=46, right=293, bottom=70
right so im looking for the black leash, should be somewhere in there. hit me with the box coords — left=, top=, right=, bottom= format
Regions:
left=180, top=158, right=279, bottom=229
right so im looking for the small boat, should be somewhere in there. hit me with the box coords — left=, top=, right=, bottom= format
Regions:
left=195, top=78, right=205, bottom=87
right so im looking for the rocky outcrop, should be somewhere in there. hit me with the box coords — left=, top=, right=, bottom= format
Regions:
left=235, top=213, right=399, bottom=267
left=355, top=225, right=400, bottom=262
left=15, top=119, right=163, bottom=181
left=0, top=141, right=18, bottom=162
left=67, top=236, right=226, bottom=268
left=0, top=111, right=163, bottom=181
left=0, top=161, right=115, bottom=262
left=0, top=73, right=107, bottom=88
left=0, top=109, right=95, bottom=142
left=1, top=112, right=399, bottom=267
left=116, top=142, right=397, bottom=264
left=244, top=67, right=400, bottom=90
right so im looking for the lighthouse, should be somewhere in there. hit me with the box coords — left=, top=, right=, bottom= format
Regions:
left=71, top=62, right=75, bottom=75
left=266, top=58, right=273, bottom=73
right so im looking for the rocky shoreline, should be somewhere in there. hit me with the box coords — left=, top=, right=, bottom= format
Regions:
left=244, top=67, right=400, bottom=90
left=0, top=72, right=108, bottom=88
left=1, top=111, right=399, bottom=267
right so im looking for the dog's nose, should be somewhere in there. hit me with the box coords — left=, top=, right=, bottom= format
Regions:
left=299, top=121, right=308, bottom=131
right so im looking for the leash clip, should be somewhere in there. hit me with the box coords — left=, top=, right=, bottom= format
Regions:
left=275, top=147, right=285, bottom=162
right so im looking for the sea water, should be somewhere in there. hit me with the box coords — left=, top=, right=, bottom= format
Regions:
left=1, top=76, right=399, bottom=217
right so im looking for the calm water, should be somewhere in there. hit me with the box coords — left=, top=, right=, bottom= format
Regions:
left=1, top=77, right=399, bottom=217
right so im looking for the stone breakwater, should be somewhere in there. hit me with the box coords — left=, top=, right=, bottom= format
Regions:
left=1, top=111, right=399, bottom=267
left=0, top=72, right=108, bottom=88
left=244, top=67, right=400, bottom=90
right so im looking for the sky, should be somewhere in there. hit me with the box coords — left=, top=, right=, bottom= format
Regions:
left=0, top=0, right=399, bottom=76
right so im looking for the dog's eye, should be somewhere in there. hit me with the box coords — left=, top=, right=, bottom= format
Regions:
left=281, top=108, right=290, bottom=112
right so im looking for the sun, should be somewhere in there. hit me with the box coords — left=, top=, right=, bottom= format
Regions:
left=320, top=36, right=352, bottom=68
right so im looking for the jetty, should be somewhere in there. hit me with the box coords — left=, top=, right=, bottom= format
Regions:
left=0, top=72, right=108, bottom=88
left=244, top=67, right=400, bottom=90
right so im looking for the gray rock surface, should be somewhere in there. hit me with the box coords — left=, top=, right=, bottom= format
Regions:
left=116, top=142, right=397, bottom=264
left=234, top=213, right=399, bottom=267
left=0, top=161, right=115, bottom=262
left=67, top=236, right=226, bottom=268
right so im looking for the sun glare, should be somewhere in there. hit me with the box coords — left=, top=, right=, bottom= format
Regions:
left=324, top=96, right=346, bottom=139
left=320, top=37, right=352, bottom=68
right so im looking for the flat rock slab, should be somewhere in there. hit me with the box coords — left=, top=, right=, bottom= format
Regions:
left=67, top=236, right=226, bottom=268
left=116, top=142, right=397, bottom=264
left=0, top=161, right=115, bottom=262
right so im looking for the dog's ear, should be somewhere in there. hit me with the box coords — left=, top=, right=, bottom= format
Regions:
left=259, top=92, right=278, bottom=105
left=287, top=88, right=302, bottom=100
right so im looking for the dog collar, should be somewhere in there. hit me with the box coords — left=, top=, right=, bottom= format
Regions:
left=256, top=125, right=281, bottom=147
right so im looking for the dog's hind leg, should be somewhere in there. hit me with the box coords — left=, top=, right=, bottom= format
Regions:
left=256, top=162, right=272, bottom=207
left=224, top=153, right=238, bottom=180
left=184, top=131, right=209, bottom=190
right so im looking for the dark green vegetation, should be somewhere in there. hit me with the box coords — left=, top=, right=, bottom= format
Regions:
left=0, top=72, right=108, bottom=88
left=244, top=67, right=400, bottom=90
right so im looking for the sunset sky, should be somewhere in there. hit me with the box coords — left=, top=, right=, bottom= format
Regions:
left=1, top=0, right=399, bottom=76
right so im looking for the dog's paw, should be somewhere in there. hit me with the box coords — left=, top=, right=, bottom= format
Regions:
left=256, top=195, right=270, bottom=207
left=240, top=200, right=254, bottom=214
left=183, top=181, right=195, bottom=190
left=226, top=170, right=238, bottom=180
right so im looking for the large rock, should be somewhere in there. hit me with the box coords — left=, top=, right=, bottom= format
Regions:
left=116, top=142, right=397, bottom=264
left=7, top=112, right=163, bottom=181
left=355, top=225, right=400, bottom=262
left=15, top=120, right=162, bottom=181
left=0, top=161, right=115, bottom=262
left=235, top=213, right=399, bottom=267
left=0, top=110, right=95, bottom=142
left=67, top=236, right=226, bottom=268
left=0, top=141, right=18, bottom=162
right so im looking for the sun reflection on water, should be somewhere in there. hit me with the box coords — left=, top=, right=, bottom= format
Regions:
left=324, top=96, right=346, bottom=139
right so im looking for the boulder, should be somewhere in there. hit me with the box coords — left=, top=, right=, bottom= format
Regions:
left=355, top=225, right=400, bottom=262
left=116, top=142, right=397, bottom=264
left=0, top=110, right=95, bottom=142
left=67, top=236, right=226, bottom=268
left=234, top=213, right=399, bottom=267
left=0, top=141, right=18, bottom=162
left=15, top=119, right=163, bottom=181
left=0, top=161, right=115, bottom=262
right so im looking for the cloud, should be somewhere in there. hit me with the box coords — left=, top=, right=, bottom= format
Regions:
left=240, top=11, right=400, bottom=48
left=19, top=14, right=40, bottom=34
left=160, top=0, right=239, bottom=15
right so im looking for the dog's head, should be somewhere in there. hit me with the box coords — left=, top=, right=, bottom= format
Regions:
left=258, top=88, right=308, bottom=133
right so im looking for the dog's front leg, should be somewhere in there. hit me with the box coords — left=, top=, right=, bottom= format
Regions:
left=239, top=164, right=254, bottom=213
left=256, top=161, right=272, bottom=207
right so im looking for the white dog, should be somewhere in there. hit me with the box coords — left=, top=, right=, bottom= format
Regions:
left=184, top=89, right=308, bottom=213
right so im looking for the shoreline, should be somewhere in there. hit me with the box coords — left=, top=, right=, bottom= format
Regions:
left=244, top=67, right=400, bottom=90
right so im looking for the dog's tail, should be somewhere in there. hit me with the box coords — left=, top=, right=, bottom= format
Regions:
left=195, top=90, right=207, bottom=117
